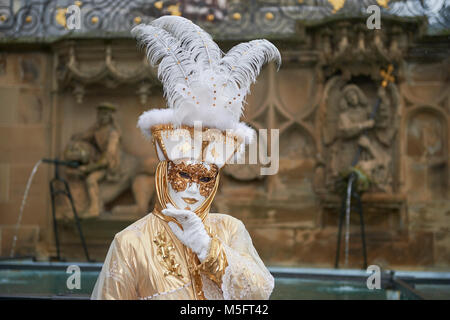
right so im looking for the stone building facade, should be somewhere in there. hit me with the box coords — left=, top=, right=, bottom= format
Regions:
left=0, top=0, right=449, bottom=270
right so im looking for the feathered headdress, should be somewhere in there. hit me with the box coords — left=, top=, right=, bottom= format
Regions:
left=132, top=16, right=281, bottom=168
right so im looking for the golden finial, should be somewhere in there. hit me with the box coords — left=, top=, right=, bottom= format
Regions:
left=134, top=16, right=142, bottom=24
left=328, top=0, right=345, bottom=13
left=207, top=14, right=215, bottom=22
left=25, top=16, right=32, bottom=23
left=55, top=8, right=67, bottom=28
left=167, top=4, right=181, bottom=16
left=265, top=12, right=274, bottom=20
left=232, top=12, right=241, bottom=20
left=377, top=0, right=390, bottom=9
left=154, top=1, right=163, bottom=10
left=91, top=16, right=99, bottom=24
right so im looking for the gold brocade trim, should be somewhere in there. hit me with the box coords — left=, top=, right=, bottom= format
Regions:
left=185, top=248, right=206, bottom=300
left=153, top=231, right=183, bottom=279
left=194, top=236, right=228, bottom=286
left=150, top=123, right=243, bottom=164
left=151, top=123, right=242, bottom=142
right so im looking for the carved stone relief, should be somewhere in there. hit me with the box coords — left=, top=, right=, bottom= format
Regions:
left=58, top=104, right=156, bottom=220
left=405, top=108, right=448, bottom=201
left=318, top=77, right=400, bottom=193
left=55, top=41, right=159, bottom=105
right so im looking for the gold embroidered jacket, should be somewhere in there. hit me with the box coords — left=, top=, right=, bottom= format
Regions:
left=91, top=212, right=274, bottom=300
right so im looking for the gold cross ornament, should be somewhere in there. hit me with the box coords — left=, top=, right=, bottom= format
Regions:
left=380, top=64, right=395, bottom=88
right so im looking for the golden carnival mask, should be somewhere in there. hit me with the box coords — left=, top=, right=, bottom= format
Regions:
left=153, top=161, right=220, bottom=223
left=167, top=161, right=219, bottom=197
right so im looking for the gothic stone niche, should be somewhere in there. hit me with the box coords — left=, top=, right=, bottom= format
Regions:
left=317, top=75, right=407, bottom=234
left=319, top=76, right=400, bottom=194
left=406, top=107, right=448, bottom=201
left=58, top=105, right=157, bottom=221
left=276, top=123, right=317, bottom=200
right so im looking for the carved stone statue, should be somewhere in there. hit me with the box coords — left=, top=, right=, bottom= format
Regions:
left=68, top=103, right=122, bottom=217
left=63, top=103, right=156, bottom=219
left=333, top=85, right=374, bottom=174
left=322, top=80, right=398, bottom=192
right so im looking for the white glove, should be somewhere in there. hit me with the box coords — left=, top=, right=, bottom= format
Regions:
left=162, top=204, right=211, bottom=262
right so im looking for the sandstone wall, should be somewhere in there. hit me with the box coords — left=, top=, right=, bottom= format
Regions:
left=0, top=51, right=53, bottom=257
left=0, top=32, right=448, bottom=271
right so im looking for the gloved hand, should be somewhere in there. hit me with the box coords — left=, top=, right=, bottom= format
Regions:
left=162, top=204, right=211, bottom=262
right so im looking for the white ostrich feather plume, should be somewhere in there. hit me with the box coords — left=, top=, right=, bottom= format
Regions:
left=132, top=16, right=281, bottom=143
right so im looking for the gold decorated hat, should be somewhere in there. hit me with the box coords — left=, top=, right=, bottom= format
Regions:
left=132, top=16, right=281, bottom=168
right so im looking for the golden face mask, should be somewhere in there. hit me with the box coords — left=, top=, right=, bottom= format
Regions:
left=153, top=161, right=220, bottom=223
left=167, top=161, right=219, bottom=197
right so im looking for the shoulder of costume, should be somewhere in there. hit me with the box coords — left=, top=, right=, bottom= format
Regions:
left=208, top=213, right=246, bottom=228
left=113, top=213, right=154, bottom=243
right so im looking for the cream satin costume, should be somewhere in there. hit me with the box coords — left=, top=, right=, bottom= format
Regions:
left=91, top=15, right=281, bottom=300
left=91, top=162, right=274, bottom=300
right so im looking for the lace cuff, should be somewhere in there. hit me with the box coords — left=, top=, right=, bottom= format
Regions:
left=220, top=244, right=274, bottom=300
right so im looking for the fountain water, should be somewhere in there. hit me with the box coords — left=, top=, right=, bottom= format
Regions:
left=344, top=176, right=354, bottom=267
left=10, top=160, right=43, bottom=258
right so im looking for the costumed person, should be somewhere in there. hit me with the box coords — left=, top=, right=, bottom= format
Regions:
left=91, top=15, right=281, bottom=300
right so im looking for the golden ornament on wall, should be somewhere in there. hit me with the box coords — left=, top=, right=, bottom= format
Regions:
left=265, top=12, right=274, bottom=20
left=328, top=0, right=346, bottom=13
left=377, top=0, right=390, bottom=9
left=167, top=4, right=181, bottom=16
left=55, top=8, right=67, bottom=28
